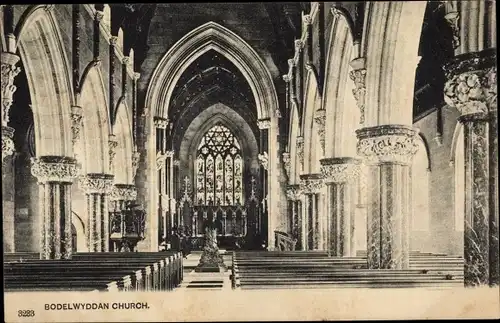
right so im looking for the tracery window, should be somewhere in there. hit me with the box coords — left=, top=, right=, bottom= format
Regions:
left=195, top=124, right=243, bottom=206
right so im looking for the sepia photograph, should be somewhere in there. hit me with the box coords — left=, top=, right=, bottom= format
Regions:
left=1, top=2, right=499, bottom=322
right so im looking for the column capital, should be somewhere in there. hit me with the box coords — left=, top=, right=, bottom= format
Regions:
left=320, top=157, right=361, bottom=183
left=299, top=173, right=324, bottom=194
left=79, top=173, right=114, bottom=194
left=444, top=52, right=497, bottom=116
left=282, top=74, right=290, bottom=83
left=110, top=184, right=137, bottom=201
left=257, top=119, right=271, bottom=129
left=154, top=116, right=169, bottom=129
left=165, top=150, right=175, bottom=158
left=286, top=184, right=303, bottom=200
left=356, top=125, right=419, bottom=165
left=2, top=125, right=15, bottom=161
left=302, top=14, right=312, bottom=25
left=294, top=39, right=303, bottom=52
left=109, top=36, right=118, bottom=46
left=31, top=156, right=80, bottom=183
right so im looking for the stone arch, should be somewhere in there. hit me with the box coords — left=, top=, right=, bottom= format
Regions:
left=77, top=66, right=110, bottom=174
left=361, top=2, right=427, bottom=126
left=145, top=21, right=278, bottom=121
left=15, top=7, right=74, bottom=156
left=142, top=21, right=282, bottom=250
left=323, top=9, right=358, bottom=158
left=71, top=210, right=87, bottom=252
left=411, top=135, right=431, bottom=232
left=113, top=101, right=134, bottom=184
left=302, top=70, right=322, bottom=174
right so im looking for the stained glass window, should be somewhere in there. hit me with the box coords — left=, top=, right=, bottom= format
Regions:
left=195, top=124, right=243, bottom=206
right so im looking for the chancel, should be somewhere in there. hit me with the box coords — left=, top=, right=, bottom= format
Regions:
left=2, top=2, right=498, bottom=293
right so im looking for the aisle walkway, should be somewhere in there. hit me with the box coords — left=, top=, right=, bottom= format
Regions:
left=176, top=251, right=233, bottom=291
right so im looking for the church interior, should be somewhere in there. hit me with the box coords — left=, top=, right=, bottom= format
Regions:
left=2, top=2, right=498, bottom=292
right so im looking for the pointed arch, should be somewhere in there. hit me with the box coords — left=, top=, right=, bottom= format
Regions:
left=302, top=70, right=322, bottom=174
left=323, top=9, right=358, bottom=158
left=145, top=21, right=278, bottom=120
left=77, top=66, right=110, bottom=174
left=113, top=101, right=134, bottom=184
left=16, top=7, right=74, bottom=156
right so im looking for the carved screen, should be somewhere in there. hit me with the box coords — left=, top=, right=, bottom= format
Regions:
left=196, top=124, right=243, bottom=206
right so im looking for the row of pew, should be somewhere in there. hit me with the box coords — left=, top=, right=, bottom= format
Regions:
left=231, top=251, right=464, bottom=289
left=4, top=251, right=183, bottom=292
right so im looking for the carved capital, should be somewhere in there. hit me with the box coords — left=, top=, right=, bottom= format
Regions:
left=95, top=11, right=104, bottom=22
left=349, top=62, right=367, bottom=125
left=154, top=117, right=169, bottom=129
left=2, top=125, right=15, bottom=161
left=299, top=173, right=324, bottom=194
left=286, top=184, right=302, bottom=200
left=71, top=105, right=84, bottom=145
left=31, top=156, right=80, bottom=184
left=1, top=52, right=21, bottom=127
left=122, top=56, right=130, bottom=66
left=133, top=72, right=141, bottom=81
left=288, top=59, right=295, bottom=68
left=314, top=109, right=326, bottom=154
left=282, top=152, right=291, bottom=178
left=444, top=67, right=497, bottom=116
left=282, top=74, right=290, bottom=83
left=296, top=136, right=304, bottom=169
left=356, top=125, right=419, bottom=165
left=294, top=39, right=303, bottom=52
left=79, top=173, right=114, bottom=194
left=258, top=151, right=269, bottom=171
left=110, top=184, right=137, bottom=201
left=257, top=119, right=271, bottom=130
left=320, top=157, right=361, bottom=183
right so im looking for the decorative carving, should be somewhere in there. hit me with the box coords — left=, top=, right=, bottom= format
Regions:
left=109, top=36, right=118, bottom=46
left=258, top=151, right=269, bottom=170
left=156, top=152, right=166, bottom=170
left=349, top=67, right=367, bottom=125
left=122, top=56, right=130, bottom=66
left=1, top=52, right=21, bottom=127
left=257, top=119, right=271, bottom=130
left=288, top=59, right=295, bottom=69
left=282, top=152, right=291, bottom=178
left=2, top=126, right=15, bottom=162
left=79, top=173, right=114, bottom=194
left=282, top=74, right=290, bottom=83
left=108, top=135, right=118, bottom=170
left=110, top=184, right=137, bottom=201
left=133, top=72, right=141, bottom=81
left=71, top=105, right=84, bottom=145
left=248, top=176, right=258, bottom=203
left=132, top=150, right=140, bottom=178
left=355, top=125, right=419, bottom=165
left=314, top=109, right=326, bottom=154
left=154, top=117, right=169, bottom=129
left=295, top=39, right=303, bottom=52
left=320, top=158, right=361, bottom=183
left=179, top=176, right=192, bottom=205
left=94, top=10, right=104, bottom=22
left=286, top=184, right=302, bottom=200
left=299, top=174, right=324, bottom=194
left=303, top=14, right=312, bottom=25
left=31, top=156, right=80, bottom=183
left=444, top=67, right=497, bottom=116
left=173, top=159, right=180, bottom=167
left=165, top=150, right=175, bottom=158
left=444, top=11, right=460, bottom=49
left=296, top=136, right=304, bottom=169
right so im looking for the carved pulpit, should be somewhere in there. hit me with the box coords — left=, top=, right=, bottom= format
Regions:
left=109, top=203, right=146, bottom=252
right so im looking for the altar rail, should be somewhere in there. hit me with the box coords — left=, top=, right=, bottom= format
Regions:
left=4, top=252, right=183, bottom=292
left=274, top=231, right=297, bottom=251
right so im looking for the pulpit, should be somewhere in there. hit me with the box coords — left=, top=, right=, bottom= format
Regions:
left=109, top=203, right=146, bottom=252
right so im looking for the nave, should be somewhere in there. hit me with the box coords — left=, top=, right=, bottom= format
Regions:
left=1, top=2, right=498, bottom=293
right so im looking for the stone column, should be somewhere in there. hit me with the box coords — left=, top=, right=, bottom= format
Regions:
left=443, top=50, right=498, bottom=287
left=356, top=125, right=418, bottom=269
left=320, top=157, right=361, bottom=257
left=2, top=51, right=21, bottom=162
left=80, top=173, right=114, bottom=252
left=30, top=156, right=80, bottom=259
left=300, top=174, right=324, bottom=251
left=286, top=184, right=302, bottom=246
